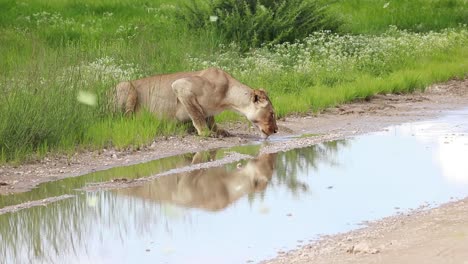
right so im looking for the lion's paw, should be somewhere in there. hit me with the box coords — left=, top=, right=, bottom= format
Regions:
left=214, top=128, right=230, bottom=138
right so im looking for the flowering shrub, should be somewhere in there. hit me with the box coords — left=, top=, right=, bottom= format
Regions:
left=189, top=27, right=468, bottom=80
left=26, top=11, right=76, bottom=27
left=58, top=57, right=142, bottom=85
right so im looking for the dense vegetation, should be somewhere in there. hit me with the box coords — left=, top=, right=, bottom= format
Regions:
left=0, top=0, right=467, bottom=162
left=181, top=0, right=341, bottom=50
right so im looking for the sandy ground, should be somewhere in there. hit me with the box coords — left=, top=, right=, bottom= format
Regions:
left=263, top=198, right=468, bottom=264
left=0, top=78, right=467, bottom=263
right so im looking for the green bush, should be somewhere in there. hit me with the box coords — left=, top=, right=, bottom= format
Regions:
left=180, top=0, right=341, bottom=50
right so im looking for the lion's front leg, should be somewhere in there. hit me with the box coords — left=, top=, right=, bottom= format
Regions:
left=206, top=116, right=230, bottom=138
left=172, top=77, right=211, bottom=136
left=180, top=98, right=211, bottom=136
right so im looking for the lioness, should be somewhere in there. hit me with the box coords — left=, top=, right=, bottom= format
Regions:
left=115, top=67, right=278, bottom=138
left=116, top=152, right=277, bottom=211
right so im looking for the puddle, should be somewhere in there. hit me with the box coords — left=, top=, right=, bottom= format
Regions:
left=0, top=145, right=261, bottom=208
left=1, top=109, right=468, bottom=264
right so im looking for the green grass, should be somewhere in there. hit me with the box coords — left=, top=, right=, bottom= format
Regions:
left=0, top=0, right=467, bottom=163
left=84, top=111, right=187, bottom=149
left=332, top=0, right=468, bottom=34
left=299, top=133, right=322, bottom=138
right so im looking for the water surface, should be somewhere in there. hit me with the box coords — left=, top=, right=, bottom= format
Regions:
left=1, top=109, right=467, bottom=264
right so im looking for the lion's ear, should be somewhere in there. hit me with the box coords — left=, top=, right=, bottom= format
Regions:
left=253, top=94, right=260, bottom=103
left=252, top=89, right=269, bottom=106
left=252, top=90, right=264, bottom=103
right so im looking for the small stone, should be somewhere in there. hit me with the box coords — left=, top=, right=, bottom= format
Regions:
left=0, top=182, right=8, bottom=186
left=112, top=178, right=128, bottom=183
left=347, top=242, right=380, bottom=254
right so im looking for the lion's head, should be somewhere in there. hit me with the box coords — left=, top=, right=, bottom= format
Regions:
left=247, top=153, right=277, bottom=191
left=247, top=89, right=278, bottom=139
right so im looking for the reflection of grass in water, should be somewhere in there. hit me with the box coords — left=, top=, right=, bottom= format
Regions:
left=0, top=192, right=183, bottom=263
left=273, top=140, right=349, bottom=195
left=0, top=145, right=262, bottom=208
left=0, top=140, right=349, bottom=262
left=247, top=139, right=349, bottom=202
left=0, top=196, right=91, bottom=263
left=224, top=144, right=261, bottom=156
left=0, top=153, right=195, bottom=208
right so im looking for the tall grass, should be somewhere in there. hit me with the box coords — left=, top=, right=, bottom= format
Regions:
left=84, top=112, right=187, bottom=149
left=0, top=0, right=467, bottom=163
left=0, top=0, right=217, bottom=162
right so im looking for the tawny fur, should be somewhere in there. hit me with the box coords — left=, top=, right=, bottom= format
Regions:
left=116, top=153, right=277, bottom=211
left=114, top=68, right=278, bottom=137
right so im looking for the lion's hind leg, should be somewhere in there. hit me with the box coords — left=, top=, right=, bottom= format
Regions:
left=115, top=81, right=137, bottom=115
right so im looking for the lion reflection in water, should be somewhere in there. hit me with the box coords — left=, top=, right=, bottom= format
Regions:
left=117, top=152, right=277, bottom=211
